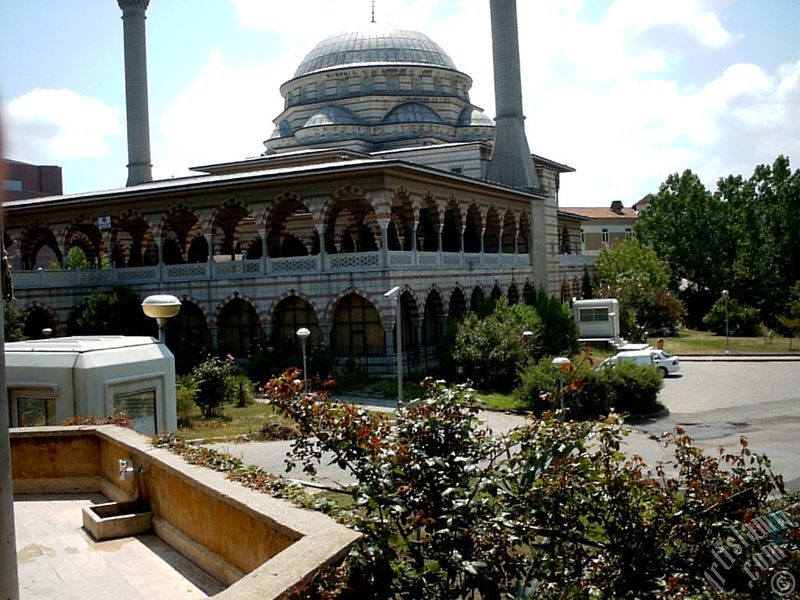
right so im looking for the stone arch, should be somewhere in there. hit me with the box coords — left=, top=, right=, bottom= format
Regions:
left=490, top=283, right=503, bottom=301
left=209, top=198, right=258, bottom=261
left=329, top=291, right=385, bottom=358
left=388, top=188, right=414, bottom=251
left=19, top=220, right=62, bottom=270
left=502, top=210, right=517, bottom=253
left=422, top=287, right=445, bottom=349
left=269, top=292, right=323, bottom=350
left=441, top=197, right=462, bottom=252
left=322, top=186, right=380, bottom=254
left=508, top=283, right=520, bottom=305
left=518, top=212, right=531, bottom=255
left=448, top=287, right=467, bottom=321
left=62, top=215, right=104, bottom=268
left=470, top=285, right=485, bottom=311
left=168, top=297, right=212, bottom=373
left=463, top=203, right=482, bottom=253
left=159, top=204, right=204, bottom=265
left=417, top=192, right=439, bottom=251
left=484, top=206, right=501, bottom=254
left=216, top=294, right=266, bottom=358
left=109, top=209, right=156, bottom=268
left=265, top=193, right=319, bottom=258
left=23, top=303, right=59, bottom=339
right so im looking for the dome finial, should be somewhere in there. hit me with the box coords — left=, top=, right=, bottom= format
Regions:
left=371, top=0, right=375, bottom=23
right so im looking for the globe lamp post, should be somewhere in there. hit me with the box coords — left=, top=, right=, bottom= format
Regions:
left=141, top=295, right=181, bottom=344
left=296, top=327, right=311, bottom=393
left=551, top=356, right=571, bottom=418
left=385, top=286, right=403, bottom=407
left=722, top=290, right=730, bottom=353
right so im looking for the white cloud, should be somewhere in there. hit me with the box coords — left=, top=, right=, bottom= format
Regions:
left=4, top=88, right=122, bottom=162
left=153, top=0, right=796, bottom=208
left=154, top=48, right=290, bottom=180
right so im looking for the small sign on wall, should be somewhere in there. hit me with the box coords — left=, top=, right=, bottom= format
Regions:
left=97, top=215, right=112, bottom=230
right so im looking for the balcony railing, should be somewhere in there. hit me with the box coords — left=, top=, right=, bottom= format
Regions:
left=13, top=250, right=532, bottom=290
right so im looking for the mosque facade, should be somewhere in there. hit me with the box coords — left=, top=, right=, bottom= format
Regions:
left=3, top=6, right=574, bottom=376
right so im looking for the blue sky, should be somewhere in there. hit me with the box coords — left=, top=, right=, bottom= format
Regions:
left=1, top=0, right=799, bottom=206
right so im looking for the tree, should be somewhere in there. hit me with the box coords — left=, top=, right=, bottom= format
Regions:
left=635, top=169, right=733, bottom=327
left=68, top=286, right=154, bottom=336
left=593, top=237, right=682, bottom=337
left=720, top=155, right=800, bottom=327
left=778, top=280, right=800, bottom=350
left=580, top=264, right=593, bottom=299
left=451, top=299, right=542, bottom=391
left=264, top=371, right=798, bottom=599
left=4, top=300, right=26, bottom=342
left=525, top=286, right=578, bottom=357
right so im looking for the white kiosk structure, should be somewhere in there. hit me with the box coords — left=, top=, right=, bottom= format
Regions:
left=572, top=298, right=621, bottom=346
left=5, top=336, right=177, bottom=434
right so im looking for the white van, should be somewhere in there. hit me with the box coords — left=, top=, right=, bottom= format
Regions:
left=598, top=349, right=655, bottom=370
left=599, top=348, right=681, bottom=377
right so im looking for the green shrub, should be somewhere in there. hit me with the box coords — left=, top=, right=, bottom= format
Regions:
left=263, top=371, right=796, bottom=598
left=515, top=358, right=612, bottom=419
left=602, top=360, right=663, bottom=415
left=525, top=286, right=579, bottom=356
left=230, top=373, right=256, bottom=407
left=191, top=356, right=235, bottom=418
left=175, top=374, right=197, bottom=426
left=515, top=356, right=662, bottom=419
left=452, top=299, right=542, bottom=391
left=703, top=298, right=762, bottom=336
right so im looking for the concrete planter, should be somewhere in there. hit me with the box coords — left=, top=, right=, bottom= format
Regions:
left=82, top=500, right=152, bottom=541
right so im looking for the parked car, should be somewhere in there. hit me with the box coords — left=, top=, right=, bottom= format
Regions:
left=649, top=349, right=681, bottom=377
left=598, top=348, right=681, bottom=377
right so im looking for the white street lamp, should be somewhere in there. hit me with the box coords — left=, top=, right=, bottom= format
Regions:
left=551, top=356, right=571, bottom=417
left=141, top=294, right=181, bottom=343
left=522, top=330, right=533, bottom=357
left=296, top=327, right=311, bottom=393
left=721, top=290, right=730, bottom=353
left=385, top=286, right=403, bottom=406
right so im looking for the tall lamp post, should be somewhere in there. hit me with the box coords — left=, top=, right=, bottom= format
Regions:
left=522, top=330, right=533, bottom=358
left=721, top=290, right=730, bottom=353
left=296, top=327, right=311, bottom=393
left=385, top=286, right=403, bottom=406
left=141, top=294, right=181, bottom=343
left=551, top=356, right=571, bottom=418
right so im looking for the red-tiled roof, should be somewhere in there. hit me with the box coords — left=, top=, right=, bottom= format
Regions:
left=559, top=207, right=639, bottom=219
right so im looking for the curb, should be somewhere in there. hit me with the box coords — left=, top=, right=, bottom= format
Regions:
left=680, top=354, right=800, bottom=362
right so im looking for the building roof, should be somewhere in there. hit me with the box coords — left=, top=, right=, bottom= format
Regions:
left=5, top=156, right=547, bottom=212
left=560, top=206, right=639, bottom=219
left=294, top=23, right=457, bottom=78
left=5, top=336, right=157, bottom=353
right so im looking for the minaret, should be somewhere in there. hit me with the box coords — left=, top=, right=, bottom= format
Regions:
left=118, top=0, right=153, bottom=186
left=486, top=0, right=540, bottom=190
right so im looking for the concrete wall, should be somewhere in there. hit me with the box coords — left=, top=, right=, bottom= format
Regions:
left=10, top=426, right=360, bottom=598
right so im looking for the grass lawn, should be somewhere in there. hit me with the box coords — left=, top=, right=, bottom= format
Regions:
left=649, top=328, right=800, bottom=355
left=474, top=390, right=528, bottom=413
left=177, top=401, right=296, bottom=441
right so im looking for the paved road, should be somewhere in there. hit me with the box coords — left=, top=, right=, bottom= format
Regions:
left=626, top=360, right=800, bottom=492
left=211, top=359, right=800, bottom=492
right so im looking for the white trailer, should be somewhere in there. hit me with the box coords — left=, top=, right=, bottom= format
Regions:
left=572, top=298, right=621, bottom=344
left=5, top=336, right=177, bottom=435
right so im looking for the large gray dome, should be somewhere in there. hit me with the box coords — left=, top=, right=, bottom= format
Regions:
left=294, top=23, right=457, bottom=78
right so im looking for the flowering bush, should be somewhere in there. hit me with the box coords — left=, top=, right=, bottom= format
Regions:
left=264, top=369, right=798, bottom=598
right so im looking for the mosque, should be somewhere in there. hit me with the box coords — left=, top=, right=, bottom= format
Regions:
left=3, top=0, right=576, bottom=377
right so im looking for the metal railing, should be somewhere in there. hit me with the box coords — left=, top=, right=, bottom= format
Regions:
left=13, top=250, right=532, bottom=290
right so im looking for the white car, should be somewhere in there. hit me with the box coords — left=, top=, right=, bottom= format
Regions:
left=598, top=348, right=681, bottom=377
left=649, top=349, right=681, bottom=377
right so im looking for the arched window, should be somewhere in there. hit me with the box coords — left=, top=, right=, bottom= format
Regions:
left=331, top=294, right=384, bottom=357
left=218, top=298, right=264, bottom=359
left=272, top=296, right=321, bottom=351
left=168, top=302, right=211, bottom=374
